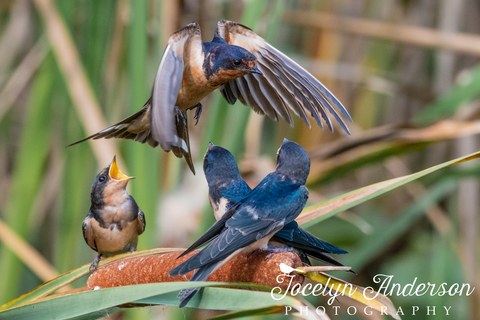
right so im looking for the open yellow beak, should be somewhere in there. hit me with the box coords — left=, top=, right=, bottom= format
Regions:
left=109, top=156, right=134, bottom=181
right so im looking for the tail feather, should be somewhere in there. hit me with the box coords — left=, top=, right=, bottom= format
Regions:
left=176, top=262, right=219, bottom=308
left=171, top=107, right=195, bottom=174
left=178, top=288, right=199, bottom=309
left=270, top=233, right=353, bottom=272
left=66, top=98, right=194, bottom=173
left=66, top=102, right=151, bottom=148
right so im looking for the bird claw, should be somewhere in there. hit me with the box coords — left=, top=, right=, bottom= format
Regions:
left=89, top=254, right=102, bottom=273
left=193, top=103, right=202, bottom=125
left=174, top=106, right=188, bottom=127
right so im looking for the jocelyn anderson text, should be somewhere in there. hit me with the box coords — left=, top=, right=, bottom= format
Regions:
left=271, top=273, right=475, bottom=303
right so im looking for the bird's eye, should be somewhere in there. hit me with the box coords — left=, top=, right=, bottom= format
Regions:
left=233, top=60, right=241, bottom=66
left=99, top=176, right=106, bottom=182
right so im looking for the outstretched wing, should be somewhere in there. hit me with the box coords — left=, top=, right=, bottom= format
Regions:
left=68, top=23, right=202, bottom=173
left=151, top=23, right=202, bottom=165
left=215, top=20, right=351, bottom=134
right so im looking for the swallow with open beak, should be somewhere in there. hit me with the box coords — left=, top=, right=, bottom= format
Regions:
left=169, top=139, right=311, bottom=308
left=68, top=20, right=352, bottom=174
left=203, top=142, right=349, bottom=267
left=82, top=156, right=146, bottom=272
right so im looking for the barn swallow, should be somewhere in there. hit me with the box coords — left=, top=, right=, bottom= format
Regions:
left=203, top=142, right=348, bottom=267
left=169, top=139, right=311, bottom=308
left=82, top=156, right=146, bottom=272
left=68, top=20, right=352, bottom=174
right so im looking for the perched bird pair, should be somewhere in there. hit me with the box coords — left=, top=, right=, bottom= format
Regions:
left=69, top=20, right=352, bottom=174
left=82, top=156, right=145, bottom=272
left=203, top=142, right=349, bottom=266
left=169, top=139, right=349, bottom=308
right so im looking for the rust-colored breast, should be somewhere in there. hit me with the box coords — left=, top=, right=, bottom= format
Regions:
left=208, top=69, right=247, bottom=87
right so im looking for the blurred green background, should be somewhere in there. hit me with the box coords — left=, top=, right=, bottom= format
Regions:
left=0, top=0, right=479, bottom=319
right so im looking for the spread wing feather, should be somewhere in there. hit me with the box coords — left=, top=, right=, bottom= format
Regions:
left=151, top=23, right=201, bottom=172
left=216, top=20, right=351, bottom=134
left=68, top=24, right=201, bottom=173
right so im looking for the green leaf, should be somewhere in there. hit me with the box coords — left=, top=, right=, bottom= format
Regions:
left=207, top=306, right=286, bottom=320
left=0, top=282, right=302, bottom=320
left=347, top=179, right=457, bottom=269
left=297, top=149, right=480, bottom=228
left=415, top=63, right=480, bottom=123
left=0, top=248, right=181, bottom=311
left=0, top=60, right=55, bottom=303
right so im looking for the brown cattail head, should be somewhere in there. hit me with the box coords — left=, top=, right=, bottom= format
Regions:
left=87, top=250, right=304, bottom=291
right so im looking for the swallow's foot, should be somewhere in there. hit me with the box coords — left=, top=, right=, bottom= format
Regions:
left=89, top=254, right=103, bottom=273
left=264, top=245, right=295, bottom=261
left=193, top=102, right=202, bottom=125
left=174, top=106, right=188, bottom=126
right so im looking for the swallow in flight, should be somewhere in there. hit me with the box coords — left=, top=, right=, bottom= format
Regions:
left=203, top=142, right=348, bottom=267
left=169, top=139, right=311, bottom=308
left=82, top=156, right=146, bottom=272
left=69, top=20, right=352, bottom=174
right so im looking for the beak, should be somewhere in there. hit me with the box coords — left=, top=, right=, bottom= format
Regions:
left=208, top=142, right=215, bottom=151
left=250, top=65, right=263, bottom=75
left=109, top=156, right=135, bottom=181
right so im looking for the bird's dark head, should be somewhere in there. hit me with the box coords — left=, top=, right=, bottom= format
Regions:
left=90, top=156, right=135, bottom=207
left=203, top=142, right=242, bottom=186
left=275, top=138, right=310, bottom=185
left=204, top=44, right=261, bottom=85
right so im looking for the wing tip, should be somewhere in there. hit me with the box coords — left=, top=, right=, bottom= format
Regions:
left=178, top=288, right=198, bottom=308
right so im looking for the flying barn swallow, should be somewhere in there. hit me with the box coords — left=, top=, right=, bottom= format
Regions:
left=169, top=139, right=311, bottom=308
left=203, top=142, right=349, bottom=267
left=69, top=20, right=352, bottom=174
left=82, top=156, right=146, bottom=272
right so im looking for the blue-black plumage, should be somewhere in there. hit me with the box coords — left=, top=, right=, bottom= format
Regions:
left=169, top=140, right=311, bottom=308
left=199, top=141, right=349, bottom=267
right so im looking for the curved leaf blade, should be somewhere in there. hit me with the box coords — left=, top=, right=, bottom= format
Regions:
left=297, top=150, right=480, bottom=228
left=206, top=306, right=286, bottom=320
left=0, top=248, right=183, bottom=311
left=0, top=282, right=303, bottom=320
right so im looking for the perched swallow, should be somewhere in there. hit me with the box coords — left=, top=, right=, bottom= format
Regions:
left=82, top=156, right=146, bottom=272
left=169, top=139, right=311, bottom=308
left=203, top=142, right=348, bottom=266
left=69, top=20, right=352, bottom=174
